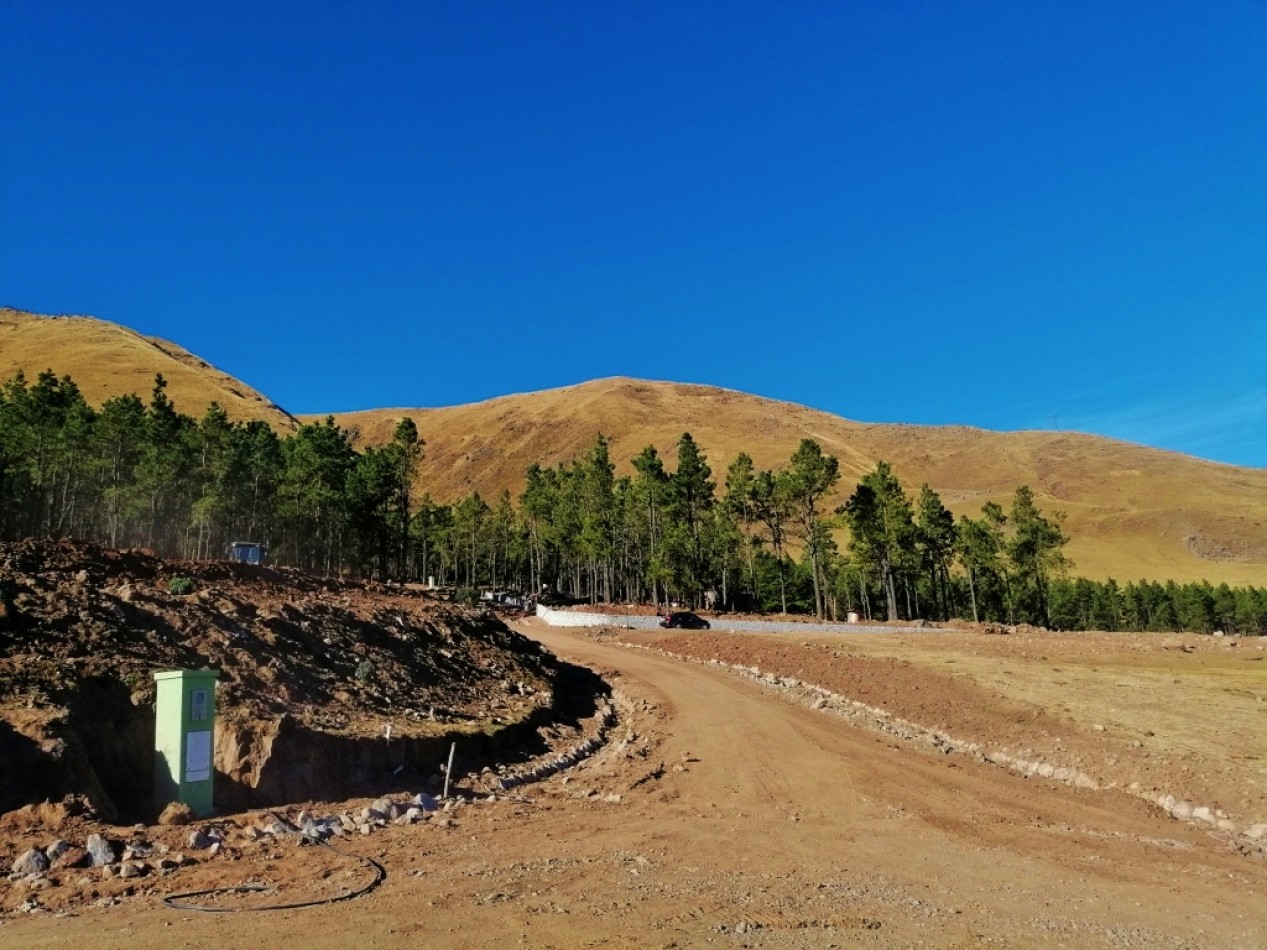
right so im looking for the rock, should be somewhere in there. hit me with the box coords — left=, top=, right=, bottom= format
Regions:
left=122, top=842, right=153, bottom=861
left=411, top=792, right=439, bottom=812
left=187, top=829, right=214, bottom=850
left=1170, top=802, right=1193, bottom=820
left=1191, top=806, right=1214, bottom=823
left=1245, top=824, right=1267, bottom=840
left=208, top=842, right=222, bottom=857
left=11, top=849, right=50, bottom=876
left=51, top=847, right=90, bottom=870
left=117, top=861, right=147, bottom=879
left=1092, top=724, right=1105, bottom=732
left=86, top=833, right=116, bottom=867
left=368, top=797, right=395, bottom=820
left=158, top=801, right=195, bottom=826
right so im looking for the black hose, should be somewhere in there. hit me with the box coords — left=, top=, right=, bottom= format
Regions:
left=161, top=836, right=386, bottom=913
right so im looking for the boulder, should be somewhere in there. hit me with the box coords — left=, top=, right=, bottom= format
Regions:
left=11, top=849, right=50, bottom=876
left=411, top=792, right=439, bottom=812
left=158, top=802, right=195, bottom=826
left=50, top=847, right=90, bottom=870
left=86, top=833, right=117, bottom=867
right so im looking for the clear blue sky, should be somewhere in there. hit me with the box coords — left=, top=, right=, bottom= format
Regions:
left=4, top=2, right=1265, bottom=465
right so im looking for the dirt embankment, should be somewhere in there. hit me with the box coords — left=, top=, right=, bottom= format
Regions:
left=0, top=540, right=566, bottom=820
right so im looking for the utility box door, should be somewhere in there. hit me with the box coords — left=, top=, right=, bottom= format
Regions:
left=154, top=669, right=219, bottom=817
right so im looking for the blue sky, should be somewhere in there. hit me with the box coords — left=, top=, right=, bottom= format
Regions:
left=3, top=2, right=1265, bottom=466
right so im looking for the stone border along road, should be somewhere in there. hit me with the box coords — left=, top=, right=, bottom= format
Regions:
left=592, top=635, right=1267, bottom=860
left=536, top=603, right=923, bottom=634
left=496, top=695, right=618, bottom=790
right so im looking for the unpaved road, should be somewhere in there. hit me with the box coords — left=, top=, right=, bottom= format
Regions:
left=5, top=621, right=1267, bottom=948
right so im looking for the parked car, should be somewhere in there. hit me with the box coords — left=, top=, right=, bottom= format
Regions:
left=659, top=611, right=711, bottom=630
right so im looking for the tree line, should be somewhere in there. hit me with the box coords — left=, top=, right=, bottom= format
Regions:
left=2, top=369, right=1265, bottom=635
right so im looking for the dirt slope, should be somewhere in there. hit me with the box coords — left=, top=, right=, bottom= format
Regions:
left=318, top=377, right=1267, bottom=584
left=3, top=621, right=1265, bottom=947
left=0, top=309, right=295, bottom=430
left=0, top=539, right=560, bottom=819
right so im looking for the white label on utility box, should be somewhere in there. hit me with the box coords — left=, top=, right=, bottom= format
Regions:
left=185, top=730, right=212, bottom=782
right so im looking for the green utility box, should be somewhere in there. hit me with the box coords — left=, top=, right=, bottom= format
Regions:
left=153, top=669, right=219, bottom=817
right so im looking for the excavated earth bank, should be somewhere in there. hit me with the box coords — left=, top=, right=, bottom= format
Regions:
left=0, top=539, right=590, bottom=821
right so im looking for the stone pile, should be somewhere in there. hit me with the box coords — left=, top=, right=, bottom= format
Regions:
left=242, top=792, right=447, bottom=843
left=6, top=830, right=194, bottom=892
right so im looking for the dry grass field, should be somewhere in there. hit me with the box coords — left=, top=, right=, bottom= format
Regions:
left=0, top=308, right=294, bottom=430
left=322, top=377, right=1267, bottom=584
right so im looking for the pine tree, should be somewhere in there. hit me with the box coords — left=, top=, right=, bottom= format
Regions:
left=1006, top=485, right=1071, bottom=627
left=915, top=484, right=956, bottom=620
left=842, top=461, right=916, bottom=621
left=783, top=439, right=840, bottom=618
left=749, top=468, right=794, bottom=614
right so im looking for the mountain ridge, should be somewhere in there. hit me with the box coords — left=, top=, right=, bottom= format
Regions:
left=5, top=308, right=1266, bottom=585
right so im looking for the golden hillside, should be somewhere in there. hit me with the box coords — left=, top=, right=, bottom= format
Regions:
left=0, top=308, right=296, bottom=429
left=315, top=378, right=1267, bottom=585
left=5, top=307, right=1263, bottom=586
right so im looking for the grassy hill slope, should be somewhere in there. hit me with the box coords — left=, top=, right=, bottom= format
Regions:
left=6, top=307, right=1262, bottom=586
left=315, top=378, right=1267, bottom=585
left=0, top=308, right=295, bottom=429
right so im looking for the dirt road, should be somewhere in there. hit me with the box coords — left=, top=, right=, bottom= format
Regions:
left=5, top=621, right=1266, bottom=948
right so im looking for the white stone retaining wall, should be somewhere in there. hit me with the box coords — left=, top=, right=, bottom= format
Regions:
left=536, top=604, right=917, bottom=635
